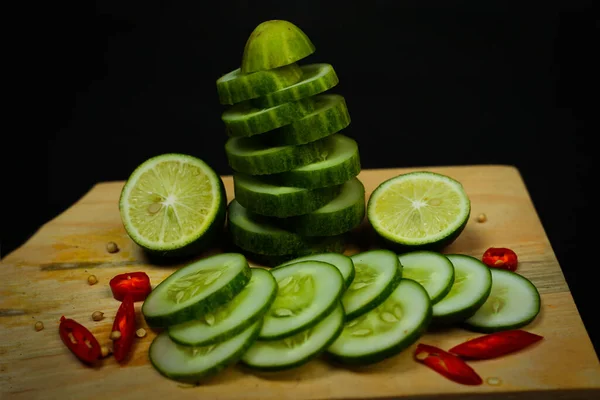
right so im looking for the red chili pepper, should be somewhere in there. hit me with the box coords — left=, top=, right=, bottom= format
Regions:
left=109, top=271, right=152, bottom=302
left=112, top=293, right=136, bottom=362
left=414, top=343, right=482, bottom=385
left=59, top=316, right=101, bottom=364
left=482, top=247, right=518, bottom=271
left=449, top=330, right=543, bottom=360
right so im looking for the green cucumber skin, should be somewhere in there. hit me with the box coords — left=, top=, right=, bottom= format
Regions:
left=430, top=255, right=493, bottom=327
left=142, top=263, right=252, bottom=328
left=167, top=269, right=278, bottom=347
left=149, top=321, right=263, bottom=384
left=461, top=310, right=540, bottom=334
left=428, top=261, right=455, bottom=305
left=227, top=200, right=306, bottom=256
left=233, top=175, right=342, bottom=218
left=345, top=263, right=403, bottom=322
left=241, top=303, right=345, bottom=372
left=259, top=262, right=345, bottom=341
left=273, top=145, right=361, bottom=189
left=258, top=94, right=351, bottom=147
left=223, top=98, right=314, bottom=138
left=326, top=279, right=433, bottom=366
left=217, top=64, right=303, bottom=105
left=285, top=198, right=364, bottom=237
left=230, top=236, right=347, bottom=267
left=225, top=136, right=327, bottom=176
left=251, top=64, right=340, bottom=109
left=283, top=180, right=365, bottom=236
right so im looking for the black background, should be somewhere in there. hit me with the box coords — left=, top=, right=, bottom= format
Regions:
left=3, top=1, right=596, bottom=355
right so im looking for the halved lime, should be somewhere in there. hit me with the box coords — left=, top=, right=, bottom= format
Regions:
left=367, top=171, right=471, bottom=251
left=119, top=153, right=226, bottom=257
left=241, top=20, right=315, bottom=74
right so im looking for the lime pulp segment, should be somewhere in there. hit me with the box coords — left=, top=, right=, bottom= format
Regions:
left=119, top=153, right=224, bottom=252
left=368, top=171, right=471, bottom=247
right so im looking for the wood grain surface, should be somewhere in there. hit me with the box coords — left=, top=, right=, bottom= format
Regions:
left=1, top=165, right=599, bottom=400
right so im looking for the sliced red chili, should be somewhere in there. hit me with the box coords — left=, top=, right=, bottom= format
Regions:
left=59, top=316, right=101, bottom=364
left=112, top=293, right=136, bottom=362
left=414, top=343, right=482, bottom=385
left=482, top=247, right=518, bottom=271
left=449, top=330, right=543, bottom=360
left=109, top=271, right=152, bottom=302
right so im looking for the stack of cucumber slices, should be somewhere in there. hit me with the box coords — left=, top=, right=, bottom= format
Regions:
left=144, top=248, right=541, bottom=383
left=216, top=20, right=364, bottom=266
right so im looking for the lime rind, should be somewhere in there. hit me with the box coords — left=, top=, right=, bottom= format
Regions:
left=367, top=171, right=471, bottom=250
left=241, top=20, right=316, bottom=74
left=119, top=153, right=226, bottom=256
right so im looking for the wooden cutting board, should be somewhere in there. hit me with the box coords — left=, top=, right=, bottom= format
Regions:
left=1, top=165, right=598, bottom=400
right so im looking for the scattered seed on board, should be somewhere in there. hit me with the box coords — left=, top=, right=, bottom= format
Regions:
left=101, top=345, right=112, bottom=358
left=106, top=241, right=119, bottom=253
left=110, top=331, right=122, bottom=340
left=92, top=311, right=104, bottom=321
left=476, top=213, right=487, bottom=223
left=87, top=275, right=98, bottom=285
left=34, top=321, right=44, bottom=331
left=136, top=328, right=147, bottom=338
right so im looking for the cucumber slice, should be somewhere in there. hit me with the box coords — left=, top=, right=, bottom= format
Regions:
left=241, top=20, right=315, bottom=74
left=241, top=303, right=344, bottom=371
left=142, top=253, right=251, bottom=328
left=233, top=236, right=347, bottom=268
left=168, top=268, right=277, bottom=346
left=431, top=254, right=492, bottom=325
left=227, top=199, right=307, bottom=255
left=258, top=94, right=351, bottom=147
left=216, top=63, right=303, bottom=105
left=149, top=319, right=262, bottom=383
left=278, top=253, right=355, bottom=290
left=228, top=200, right=346, bottom=257
left=271, top=134, right=361, bottom=189
left=223, top=98, right=314, bottom=138
left=343, top=250, right=402, bottom=321
left=327, top=279, right=432, bottom=366
left=397, top=251, right=455, bottom=304
left=463, top=268, right=541, bottom=333
left=260, top=260, right=344, bottom=340
left=225, top=135, right=327, bottom=175
left=282, top=177, right=365, bottom=236
left=233, top=173, right=342, bottom=217
left=252, top=64, right=339, bottom=108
